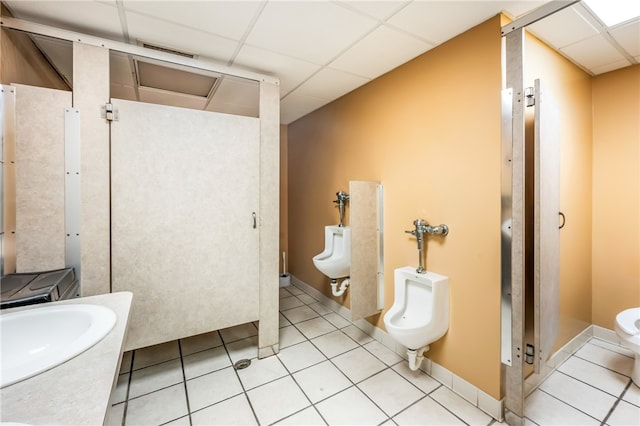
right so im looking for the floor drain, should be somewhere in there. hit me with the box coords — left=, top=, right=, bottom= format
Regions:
left=234, top=359, right=251, bottom=370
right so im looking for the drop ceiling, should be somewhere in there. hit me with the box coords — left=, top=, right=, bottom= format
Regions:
left=3, top=1, right=638, bottom=124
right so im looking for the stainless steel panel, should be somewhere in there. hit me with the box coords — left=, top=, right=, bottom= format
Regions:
left=501, top=87, right=513, bottom=366
left=533, top=79, right=560, bottom=373
left=64, top=108, right=82, bottom=286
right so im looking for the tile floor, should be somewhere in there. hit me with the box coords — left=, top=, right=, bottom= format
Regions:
left=108, top=284, right=640, bottom=425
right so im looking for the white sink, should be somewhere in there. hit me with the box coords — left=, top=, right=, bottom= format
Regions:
left=1, top=304, right=116, bottom=388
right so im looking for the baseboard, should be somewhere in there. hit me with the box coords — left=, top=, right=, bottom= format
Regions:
left=289, top=275, right=505, bottom=421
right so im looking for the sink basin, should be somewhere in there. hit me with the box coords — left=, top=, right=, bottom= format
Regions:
left=1, top=304, right=116, bottom=388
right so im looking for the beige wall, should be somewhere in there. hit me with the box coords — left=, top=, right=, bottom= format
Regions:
left=288, top=16, right=503, bottom=399
left=524, top=34, right=594, bottom=351
left=280, top=124, right=289, bottom=274
left=592, top=65, right=640, bottom=328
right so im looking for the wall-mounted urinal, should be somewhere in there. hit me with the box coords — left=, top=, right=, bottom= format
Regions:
left=312, top=225, right=351, bottom=296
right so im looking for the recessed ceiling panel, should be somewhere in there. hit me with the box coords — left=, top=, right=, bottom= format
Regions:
left=233, top=45, right=321, bottom=94
left=561, top=34, right=629, bottom=71
left=125, top=11, right=238, bottom=63
left=210, top=77, right=259, bottom=108
left=122, top=0, right=265, bottom=41
left=136, top=61, right=216, bottom=97
left=330, top=25, right=434, bottom=79
left=245, top=1, right=378, bottom=64
left=528, top=5, right=599, bottom=49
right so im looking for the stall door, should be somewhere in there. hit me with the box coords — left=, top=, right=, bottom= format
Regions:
left=111, top=99, right=260, bottom=350
left=534, top=79, right=560, bottom=373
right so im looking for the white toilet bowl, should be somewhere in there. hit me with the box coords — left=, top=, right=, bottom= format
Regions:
left=383, top=266, right=449, bottom=370
left=614, top=307, right=640, bottom=386
left=312, top=226, right=351, bottom=279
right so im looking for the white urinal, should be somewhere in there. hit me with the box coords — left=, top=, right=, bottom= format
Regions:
left=383, top=266, right=449, bottom=370
left=312, top=225, right=351, bottom=296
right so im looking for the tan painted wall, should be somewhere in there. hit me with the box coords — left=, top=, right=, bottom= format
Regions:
left=592, top=65, right=640, bottom=328
left=280, top=124, right=289, bottom=274
left=288, top=16, right=503, bottom=399
left=523, top=34, right=594, bottom=351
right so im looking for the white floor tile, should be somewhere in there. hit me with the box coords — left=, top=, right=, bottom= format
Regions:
left=430, top=386, right=491, bottom=425
left=315, top=386, right=388, bottom=425
left=280, top=295, right=305, bottom=310
left=280, top=325, right=307, bottom=348
left=558, top=355, right=629, bottom=397
left=392, top=362, right=441, bottom=394
left=311, top=330, right=359, bottom=358
left=575, top=342, right=634, bottom=377
left=112, top=373, right=129, bottom=404
left=105, top=402, right=125, bottom=426
left=279, top=312, right=291, bottom=328
left=247, top=375, right=311, bottom=425
left=236, top=355, right=288, bottom=390
left=308, top=302, right=334, bottom=316
left=279, top=287, right=293, bottom=298
left=333, top=346, right=387, bottom=383
left=278, top=341, right=327, bottom=373
left=190, top=394, right=257, bottom=425
left=623, top=382, right=640, bottom=407
left=358, top=369, right=424, bottom=416
left=125, top=383, right=188, bottom=426
left=393, top=396, right=464, bottom=425
left=524, top=389, right=599, bottom=425
left=323, top=312, right=351, bottom=329
left=183, top=346, right=231, bottom=379
left=129, top=358, right=183, bottom=399
left=120, top=351, right=132, bottom=374
left=163, top=415, right=191, bottom=425
left=180, top=330, right=223, bottom=356
left=539, top=371, right=617, bottom=420
left=132, top=341, right=180, bottom=370
left=288, top=286, right=305, bottom=296
left=293, top=360, right=352, bottom=403
left=186, top=367, right=244, bottom=412
left=225, top=335, right=258, bottom=363
left=341, top=324, right=374, bottom=345
left=275, top=406, right=326, bottom=425
left=296, top=317, right=338, bottom=339
left=297, top=293, right=318, bottom=305
left=606, top=399, right=640, bottom=426
left=590, top=338, right=635, bottom=358
left=364, top=340, right=403, bottom=366
left=219, top=322, right=258, bottom=344
left=282, top=305, right=320, bottom=323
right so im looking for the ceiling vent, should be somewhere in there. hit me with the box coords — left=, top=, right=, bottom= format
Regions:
left=140, top=42, right=197, bottom=59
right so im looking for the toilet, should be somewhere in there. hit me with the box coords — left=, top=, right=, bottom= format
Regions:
left=312, top=226, right=351, bottom=296
left=383, top=266, right=449, bottom=370
left=614, top=307, right=640, bottom=386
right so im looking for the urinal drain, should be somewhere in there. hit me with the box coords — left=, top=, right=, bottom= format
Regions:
left=233, top=359, right=251, bottom=370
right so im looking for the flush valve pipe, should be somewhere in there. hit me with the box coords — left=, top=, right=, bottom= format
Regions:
left=405, top=219, right=449, bottom=273
left=334, top=191, right=350, bottom=227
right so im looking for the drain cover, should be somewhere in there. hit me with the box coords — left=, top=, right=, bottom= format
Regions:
left=233, top=359, right=251, bottom=370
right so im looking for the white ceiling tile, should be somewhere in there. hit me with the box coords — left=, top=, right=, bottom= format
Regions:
left=336, top=0, right=411, bottom=20
left=211, top=77, right=259, bottom=109
left=233, top=45, right=321, bottom=93
left=5, top=0, right=124, bottom=41
left=388, top=1, right=506, bottom=44
left=500, top=1, right=547, bottom=19
left=590, top=59, right=633, bottom=75
left=122, top=0, right=265, bottom=41
left=280, top=93, right=330, bottom=124
left=125, top=11, right=238, bottom=63
left=138, top=86, right=207, bottom=110
left=245, top=1, right=378, bottom=64
left=295, top=68, right=370, bottom=100
left=562, top=34, right=628, bottom=70
left=528, top=5, right=600, bottom=49
left=610, top=20, right=640, bottom=57
left=330, top=25, right=433, bottom=79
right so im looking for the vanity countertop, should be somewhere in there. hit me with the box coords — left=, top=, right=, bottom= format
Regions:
left=0, top=291, right=133, bottom=425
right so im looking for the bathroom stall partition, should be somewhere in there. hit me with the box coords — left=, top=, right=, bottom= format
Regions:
left=110, top=99, right=261, bottom=350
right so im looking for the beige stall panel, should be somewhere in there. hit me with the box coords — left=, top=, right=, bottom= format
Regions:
left=350, top=180, right=383, bottom=321
left=111, top=99, right=260, bottom=351
left=14, top=84, right=71, bottom=272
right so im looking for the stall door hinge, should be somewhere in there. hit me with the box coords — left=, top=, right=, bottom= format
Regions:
left=101, top=103, right=119, bottom=121
left=525, top=344, right=535, bottom=364
left=525, top=87, right=535, bottom=107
